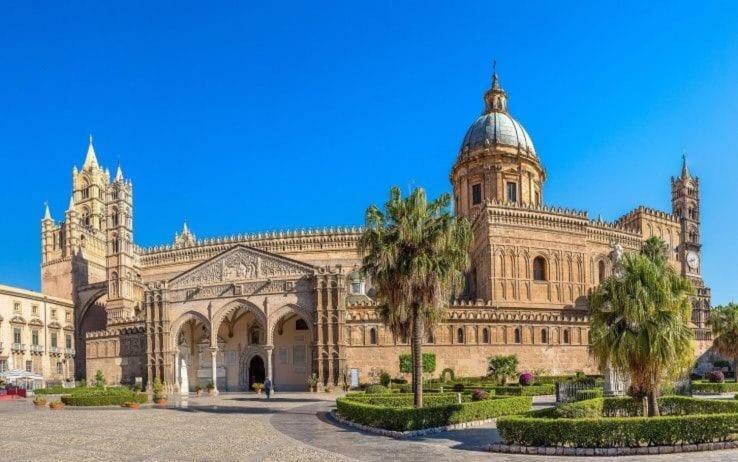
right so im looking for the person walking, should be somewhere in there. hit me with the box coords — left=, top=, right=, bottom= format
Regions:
left=264, top=378, right=273, bottom=400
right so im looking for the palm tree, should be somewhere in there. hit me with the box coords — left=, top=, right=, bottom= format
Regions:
left=707, top=303, right=738, bottom=382
left=589, top=245, right=694, bottom=417
left=360, top=186, right=471, bottom=408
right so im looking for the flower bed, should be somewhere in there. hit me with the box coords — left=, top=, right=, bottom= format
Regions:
left=336, top=394, right=531, bottom=431
left=692, top=380, right=738, bottom=394
left=60, top=388, right=148, bottom=406
left=497, top=396, right=738, bottom=448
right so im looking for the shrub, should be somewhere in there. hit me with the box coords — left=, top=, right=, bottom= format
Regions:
left=713, top=359, right=731, bottom=369
left=398, top=383, right=412, bottom=393
left=399, top=353, right=437, bottom=374
left=343, top=392, right=462, bottom=407
left=471, top=389, right=489, bottom=401
left=337, top=396, right=531, bottom=431
left=487, top=355, right=518, bottom=385
left=206, top=381, right=214, bottom=390
left=365, top=384, right=390, bottom=394
left=440, top=368, right=455, bottom=383
left=35, top=385, right=71, bottom=395
left=498, top=413, right=738, bottom=448
left=519, top=372, right=534, bottom=386
left=390, top=377, right=408, bottom=384
left=692, top=381, right=738, bottom=394
left=707, top=370, right=725, bottom=383
left=94, top=370, right=106, bottom=388
left=494, top=384, right=555, bottom=396
left=453, top=383, right=465, bottom=392
left=574, top=388, right=603, bottom=402
left=379, top=371, right=391, bottom=387
left=61, top=388, right=148, bottom=406
left=554, top=398, right=604, bottom=418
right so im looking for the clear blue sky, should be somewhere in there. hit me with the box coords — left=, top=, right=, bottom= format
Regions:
left=1, top=1, right=736, bottom=305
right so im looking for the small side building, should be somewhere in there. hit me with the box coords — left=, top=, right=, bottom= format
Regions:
left=0, top=284, right=76, bottom=384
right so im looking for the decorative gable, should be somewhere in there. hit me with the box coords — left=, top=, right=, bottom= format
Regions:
left=168, top=244, right=314, bottom=290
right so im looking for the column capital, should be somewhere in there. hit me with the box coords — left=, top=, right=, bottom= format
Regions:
left=210, top=346, right=218, bottom=353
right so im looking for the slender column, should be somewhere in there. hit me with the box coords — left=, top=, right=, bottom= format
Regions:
left=210, top=347, right=219, bottom=394
left=174, top=352, right=180, bottom=392
left=266, top=346, right=274, bottom=383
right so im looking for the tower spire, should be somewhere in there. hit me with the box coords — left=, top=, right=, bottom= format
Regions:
left=67, top=194, right=75, bottom=211
left=115, top=163, right=124, bottom=181
left=681, top=152, right=691, bottom=179
left=83, top=134, right=99, bottom=170
left=43, top=202, right=52, bottom=221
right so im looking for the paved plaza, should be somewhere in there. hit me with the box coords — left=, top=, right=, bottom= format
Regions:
left=3, top=392, right=738, bottom=461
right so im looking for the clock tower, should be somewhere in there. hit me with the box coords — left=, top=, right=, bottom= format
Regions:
left=671, top=155, right=711, bottom=333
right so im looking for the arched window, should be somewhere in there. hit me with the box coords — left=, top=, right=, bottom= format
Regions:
left=369, top=328, right=377, bottom=345
left=111, top=234, right=119, bottom=253
left=482, top=328, right=490, bottom=344
left=541, top=329, right=548, bottom=344
left=598, top=260, right=606, bottom=283
left=457, top=328, right=465, bottom=344
left=295, top=319, right=308, bottom=331
left=533, top=256, right=547, bottom=281
left=514, top=328, right=521, bottom=344
left=563, top=329, right=570, bottom=344
left=249, top=327, right=260, bottom=345
left=82, top=207, right=91, bottom=227
left=426, top=330, right=434, bottom=344
left=81, top=181, right=90, bottom=199
left=79, top=234, right=86, bottom=248
left=111, top=207, right=119, bottom=227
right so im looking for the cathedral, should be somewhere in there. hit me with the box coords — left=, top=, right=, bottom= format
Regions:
left=39, top=70, right=712, bottom=392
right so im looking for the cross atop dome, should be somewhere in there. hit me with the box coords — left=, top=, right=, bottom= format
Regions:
left=484, top=60, right=508, bottom=114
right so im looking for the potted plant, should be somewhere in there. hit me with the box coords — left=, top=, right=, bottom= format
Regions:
left=33, top=396, right=47, bottom=408
left=48, top=401, right=64, bottom=410
left=152, top=378, right=167, bottom=406
left=324, top=384, right=333, bottom=393
left=195, top=384, right=203, bottom=397
left=206, top=381, right=216, bottom=396
left=123, top=401, right=140, bottom=409
left=252, top=382, right=264, bottom=394
left=307, top=373, right=318, bottom=392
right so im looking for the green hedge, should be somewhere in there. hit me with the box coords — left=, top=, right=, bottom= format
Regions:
left=494, top=384, right=555, bottom=396
left=336, top=396, right=531, bottom=431
left=34, top=385, right=74, bottom=395
left=343, top=392, right=466, bottom=406
left=498, top=414, right=738, bottom=447
left=692, top=381, right=738, bottom=394
left=574, top=388, right=604, bottom=401
left=60, top=388, right=148, bottom=406
left=555, top=396, right=738, bottom=419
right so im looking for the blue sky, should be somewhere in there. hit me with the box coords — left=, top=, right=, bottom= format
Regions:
left=0, top=1, right=737, bottom=304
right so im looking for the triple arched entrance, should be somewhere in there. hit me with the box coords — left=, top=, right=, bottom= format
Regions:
left=171, top=302, right=313, bottom=392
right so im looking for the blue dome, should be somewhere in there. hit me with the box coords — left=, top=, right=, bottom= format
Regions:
left=460, top=111, right=536, bottom=157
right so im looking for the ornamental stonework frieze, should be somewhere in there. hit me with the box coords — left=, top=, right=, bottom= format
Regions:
left=168, top=244, right=314, bottom=290
left=169, top=278, right=311, bottom=303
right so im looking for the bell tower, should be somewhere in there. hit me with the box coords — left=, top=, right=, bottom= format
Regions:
left=105, top=165, right=137, bottom=318
left=671, top=155, right=710, bottom=330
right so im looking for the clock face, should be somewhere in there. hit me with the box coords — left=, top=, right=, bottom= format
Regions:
left=686, top=251, right=699, bottom=270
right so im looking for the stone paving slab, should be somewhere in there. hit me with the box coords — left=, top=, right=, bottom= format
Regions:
left=5, top=392, right=738, bottom=461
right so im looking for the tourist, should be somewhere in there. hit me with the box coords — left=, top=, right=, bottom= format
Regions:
left=264, top=378, right=272, bottom=400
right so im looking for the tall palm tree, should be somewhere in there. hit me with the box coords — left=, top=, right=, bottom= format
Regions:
left=589, top=247, right=694, bottom=417
left=360, top=186, right=471, bottom=408
left=707, top=303, right=738, bottom=382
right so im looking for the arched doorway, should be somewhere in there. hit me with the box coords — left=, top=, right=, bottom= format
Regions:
left=272, top=307, right=312, bottom=391
left=248, top=356, right=265, bottom=388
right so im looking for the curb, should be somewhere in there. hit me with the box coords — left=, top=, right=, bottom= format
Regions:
left=488, top=441, right=738, bottom=456
left=329, top=410, right=496, bottom=439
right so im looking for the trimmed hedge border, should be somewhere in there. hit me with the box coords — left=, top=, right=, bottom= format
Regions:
left=692, top=381, right=738, bottom=394
left=61, top=390, right=148, bottom=406
left=331, top=410, right=498, bottom=439
left=494, top=384, right=555, bottom=396
left=337, top=395, right=531, bottom=431
left=498, top=413, right=738, bottom=448
left=489, top=440, right=738, bottom=456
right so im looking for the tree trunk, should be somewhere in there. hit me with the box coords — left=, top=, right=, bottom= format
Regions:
left=734, top=357, right=738, bottom=383
left=647, top=390, right=660, bottom=417
left=641, top=396, right=648, bottom=417
left=411, top=305, right=423, bottom=408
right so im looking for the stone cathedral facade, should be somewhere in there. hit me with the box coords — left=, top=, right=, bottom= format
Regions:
left=39, top=71, right=712, bottom=392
